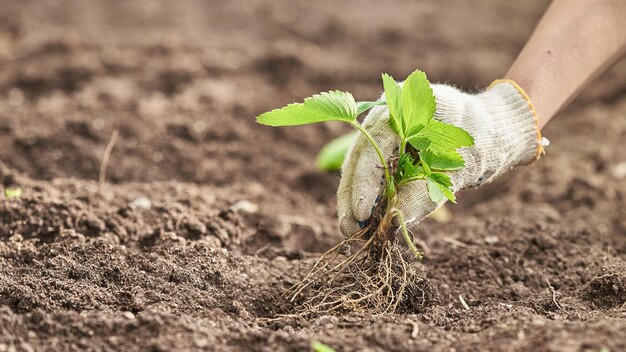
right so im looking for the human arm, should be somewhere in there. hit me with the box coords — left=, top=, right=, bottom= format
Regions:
left=507, top=0, right=626, bottom=128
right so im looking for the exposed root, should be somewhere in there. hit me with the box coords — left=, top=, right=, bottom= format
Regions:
left=288, top=224, right=432, bottom=315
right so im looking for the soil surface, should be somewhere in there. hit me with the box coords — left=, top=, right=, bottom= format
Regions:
left=1, top=1, right=626, bottom=351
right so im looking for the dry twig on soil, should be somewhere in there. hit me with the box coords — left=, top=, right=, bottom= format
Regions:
left=99, top=129, right=119, bottom=190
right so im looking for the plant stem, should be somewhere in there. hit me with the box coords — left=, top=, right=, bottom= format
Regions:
left=397, top=175, right=426, bottom=189
left=392, top=209, right=423, bottom=260
left=350, top=121, right=393, bottom=201
left=419, top=157, right=431, bottom=175
left=400, top=138, right=407, bottom=156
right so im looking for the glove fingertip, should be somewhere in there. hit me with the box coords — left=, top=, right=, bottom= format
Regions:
left=339, top=212, right=362, bottom=239
left=353, top=193, right=380, bottom=222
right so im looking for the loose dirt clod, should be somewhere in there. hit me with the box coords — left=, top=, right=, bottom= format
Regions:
left=582, top=271, right=626, bottom=309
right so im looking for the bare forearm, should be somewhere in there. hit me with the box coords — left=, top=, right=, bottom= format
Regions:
left=506, top=0, right=626, bottom=128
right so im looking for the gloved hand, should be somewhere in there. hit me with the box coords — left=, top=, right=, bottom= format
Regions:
left=337, top=79, right=545, bottom=237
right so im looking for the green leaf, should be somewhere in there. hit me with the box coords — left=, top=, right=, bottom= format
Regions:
left=382, top=73, right=403, bottom=136
left=256, top=91, right=357, bottom=126
left=408, top=120, right=474, bottom=154
left=312, top=342, right=336, bottom=352
left=427, top=172, right=456, bottom=203
left=316, top=131, right=357, bottom=171
left=427, top=179, right=445, bottom=203
left=440, top=185, right=456, bottom=203
left=356, top=100, right=386, bottom=115
left=401, top=70, right=436, bottom=137
left=427, top=179, right=456, bottom=203
left=420, top=156, right=432, bottom=175
left=395, top=153, right=424, bottom=182
left=428, top=172, right=452, bottom=188
left=425, top=150, right=465, bottom=170
left=419, top=149, right=435, bottom=167
left=408, top=137, right=430, bottom=151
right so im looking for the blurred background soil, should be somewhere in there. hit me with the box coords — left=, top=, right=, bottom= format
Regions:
left=0, top=0, right=625, bottom=351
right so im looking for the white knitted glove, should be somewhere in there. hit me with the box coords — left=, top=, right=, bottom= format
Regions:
left=337, top=80, right=545, bottom=237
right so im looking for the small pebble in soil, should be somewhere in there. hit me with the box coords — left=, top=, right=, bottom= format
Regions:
left=612, top=162, right=626, bottom=179
left=194, top=338, right=209, bottom=348
left=484, top=235, right=499, bottom=244
left=129, top=196, right=152, bottom=210
left=231, top=199, right=258, bottom=213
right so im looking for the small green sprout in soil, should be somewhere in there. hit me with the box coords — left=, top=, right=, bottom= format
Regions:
left=4, top=187, right=22, bottom=199
left=257, top=70, right=473, bottom=314
left=311, top=341, right=336, bottom=352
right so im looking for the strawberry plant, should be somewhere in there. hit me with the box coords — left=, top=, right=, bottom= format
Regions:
left=257, top=69, right=473, bottom=313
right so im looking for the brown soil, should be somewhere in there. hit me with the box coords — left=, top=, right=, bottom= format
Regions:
left=1, top=1, right=625, bottom=351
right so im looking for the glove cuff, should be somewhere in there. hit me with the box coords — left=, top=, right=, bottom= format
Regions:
left=485, top=79, right=545, bottom=164
left=478, top=80, right=544, bottom=171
